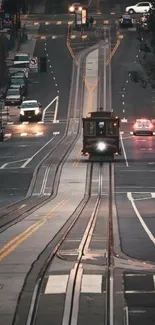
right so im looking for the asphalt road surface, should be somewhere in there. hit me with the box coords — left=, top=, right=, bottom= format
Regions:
left=111, top=23, right=155, bottom=324
left=0, top=19, right=72, bottom=206
left=1, top=2, right=155, bottom=325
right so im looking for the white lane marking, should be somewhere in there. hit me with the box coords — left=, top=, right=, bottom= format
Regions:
left=53, top=96, right=59, bottom=123
left=42, top=95, right=59, bottom=122
left=5, top=133, right=12, bottom=137
left=81, top=275, right=102, bottom=293
left=20, top=136, right=56, bottom=168
left=120, top=133, right=129, bottom=167
left=18, top=204, right=26, bottom=210
left=121, top=118, right=128, bottom=122
left=21, top=133, right=27, bottom=136
left=124, top=306, right=129, bottom=325
left=127, top=192, right=155, bottom=245
left=39, top=166, right=50, bottom=195
left=0, top=158, right=28, bottom=169
left=125, top=274, right=147, bottom=276
left=153, top=275, right=155, bottom=290
left=45, top=275, right=69, bottom=294
left=151, top=193, right=155, bottom=198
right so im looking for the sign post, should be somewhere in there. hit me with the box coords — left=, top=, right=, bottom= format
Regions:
left=29, top=57, right=38, bottom=72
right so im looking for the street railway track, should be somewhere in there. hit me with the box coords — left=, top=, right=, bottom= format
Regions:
left=0, top=44, right=87, bottom=232
left=0, top=3, right=113, bottom=233
left=12, top=162, right=114, bottom=325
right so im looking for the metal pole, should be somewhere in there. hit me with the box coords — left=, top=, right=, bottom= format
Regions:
left=103, top=44, right=106, bottom=111
left=109, top=26, right=112, bottom=112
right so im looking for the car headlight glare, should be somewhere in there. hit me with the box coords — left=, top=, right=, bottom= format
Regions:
left=20, top=109, right=24, bottom=116
left=35, top=108, right=40, bottom=114
left=69, top=6, right=74, bottom=12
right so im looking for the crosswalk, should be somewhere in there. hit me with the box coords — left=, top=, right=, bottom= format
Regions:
left=124, top=272, right=155, bottom=325
left=4, top=130, right=61, bottom=140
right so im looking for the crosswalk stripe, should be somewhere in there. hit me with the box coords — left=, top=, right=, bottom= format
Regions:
left=81, top=275, right=102, bottom=293
left=45, top=275, right=69, bottom=294
left=44, top=274, right=103, bottom=294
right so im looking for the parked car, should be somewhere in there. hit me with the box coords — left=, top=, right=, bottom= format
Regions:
left=5, top=88, right=24, bottom=106
left=0, top=125, right=4, bottom=141
left=11, top=71, right=27, bottom=79
left=3, top=18, right=12, bottom=29
left=14, top=53, right=29, bottom=65
left=10, top=72, right=27, bottom=85
left=125, top=2, right=152, bottom=14
left=9, top=77, right=28, bottom=96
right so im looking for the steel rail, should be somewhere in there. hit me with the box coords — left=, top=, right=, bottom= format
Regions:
left=105, top=162, right=114, bottom=325
left=12, top=162, right=94, bottom=325
left=0, top=43, right=88, bottom=232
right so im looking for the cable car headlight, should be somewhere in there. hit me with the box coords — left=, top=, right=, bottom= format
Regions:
left=97, top=142, right=107, bottom=151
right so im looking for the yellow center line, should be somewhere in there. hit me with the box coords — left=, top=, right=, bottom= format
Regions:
left=106, top=40, right=121, bottom=65
left=0, top=199, right=68, bottom=262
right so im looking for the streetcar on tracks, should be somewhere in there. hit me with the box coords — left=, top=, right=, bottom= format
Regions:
left=81, top=108, right=121, bottom=160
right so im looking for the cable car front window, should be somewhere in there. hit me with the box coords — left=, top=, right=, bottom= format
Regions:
left=107, top=121, right=118, bottom=136
left=96, top=121, right=105, bottom=136
left=86, top=121, right=96, bottom=135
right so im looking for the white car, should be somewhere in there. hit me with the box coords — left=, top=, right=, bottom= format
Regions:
left=69, top=3, right=82, bottom=13
left=125, top=2, right=152, bottom=14
left=131, top=119, right=155, bottom=135
left=13, top=53, right=30, bottom=77
left=19, top=100, right=42, bottom=122
left=14, top=53, right=29, bottom=65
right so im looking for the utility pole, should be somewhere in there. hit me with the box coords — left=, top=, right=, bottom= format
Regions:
left=103, top=26, right=107, bottom=111
left=108, top=25, right=112, bottom=112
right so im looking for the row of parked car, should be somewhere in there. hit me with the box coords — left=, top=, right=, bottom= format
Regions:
left=0, top=53, right=43, bottom=141
left=5, top=70, right=28, bottom=106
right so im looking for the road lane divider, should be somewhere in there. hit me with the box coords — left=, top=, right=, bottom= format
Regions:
left=106, top=39, right=120, bottom=66
left=21, top=135, right=56, bottom=168
left=127, top=193, right=155, bottom=245
left=66, top=24, right=78, bottom=65
left=0, top=199, right=68, bottom=262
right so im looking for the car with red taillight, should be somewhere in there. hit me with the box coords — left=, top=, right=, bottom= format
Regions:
left=131, top=119, right=154, bottom=135
left=119, top=14, right=134, bottom=27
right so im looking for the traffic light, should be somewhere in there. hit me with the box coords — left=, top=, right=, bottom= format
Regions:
left=40, top=57, right=47, bottom=72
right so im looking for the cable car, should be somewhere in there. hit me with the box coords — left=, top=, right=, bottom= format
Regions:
left=82, top=108, right=121, bottom=159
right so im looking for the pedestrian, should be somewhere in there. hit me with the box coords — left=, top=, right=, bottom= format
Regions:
left=89, top=16, right=94, bottom=28
left=86, top=17, right=89, bottom=28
